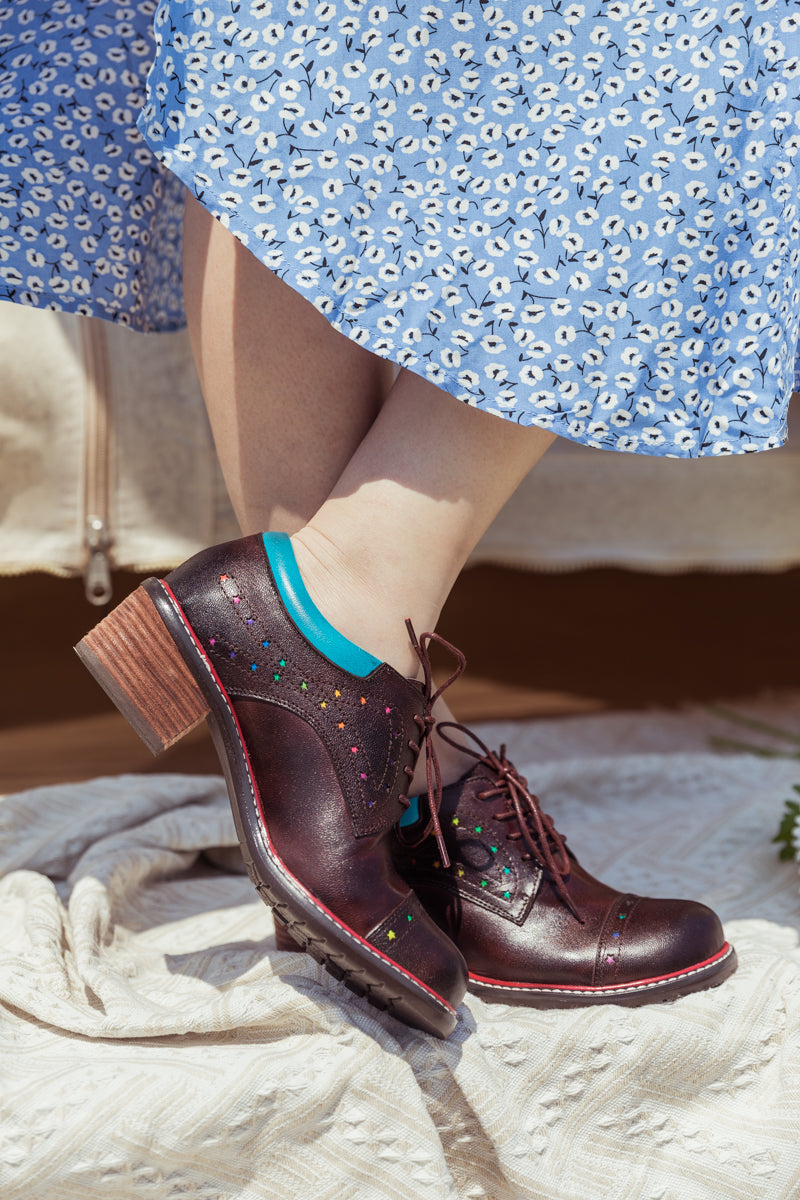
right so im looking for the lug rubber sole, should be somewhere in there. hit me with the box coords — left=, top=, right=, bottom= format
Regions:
left=468, top=941, right=738, bottom=1007
left=75, top=580, right=458, bottom=1038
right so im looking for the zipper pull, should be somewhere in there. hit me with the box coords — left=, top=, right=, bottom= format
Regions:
left=85, top=514, right=113, bottom=606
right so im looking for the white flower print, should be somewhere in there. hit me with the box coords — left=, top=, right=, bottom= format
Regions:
left=0, top=0, right=185, bottom=329
left=1, top=0, right=798, bottom=456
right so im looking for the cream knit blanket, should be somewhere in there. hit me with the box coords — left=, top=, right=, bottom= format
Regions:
left=2, top=704, right=800, bottom=1199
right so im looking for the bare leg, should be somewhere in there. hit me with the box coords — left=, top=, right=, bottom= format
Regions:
left=183, top=193, right=395, bottom=533
left=292, top=371, right=553, bottom=678
left=182, top=196, right=554, bottom=787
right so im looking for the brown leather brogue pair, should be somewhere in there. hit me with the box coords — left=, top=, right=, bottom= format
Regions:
left=77, top=532, right=735, bottom=1037
left=77, top=532, right=467, bottom=1037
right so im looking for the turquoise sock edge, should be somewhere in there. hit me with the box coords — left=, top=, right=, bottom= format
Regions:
left=261, top=532, right=381, bottom=678
left=399, top=795, right=421, bottom=827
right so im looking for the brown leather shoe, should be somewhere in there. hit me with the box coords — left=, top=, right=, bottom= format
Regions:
left=391, top=727, right=737, bottom=1007
left=75, top=532, right=467, bottom=1037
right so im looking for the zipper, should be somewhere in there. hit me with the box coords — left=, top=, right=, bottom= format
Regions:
left=81, top=320, right=113, bottom=606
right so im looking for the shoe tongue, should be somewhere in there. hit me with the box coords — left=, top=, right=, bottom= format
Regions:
left=439, top=758, right=498, bottom=810
left=449, top=757, right=532, bottom=837
left=406, top=758, right=513, bottom=831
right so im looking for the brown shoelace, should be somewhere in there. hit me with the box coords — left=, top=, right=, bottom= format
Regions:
left=438, top=722, right=583, bottom=922
left=402, top=621, right=466, bottom=870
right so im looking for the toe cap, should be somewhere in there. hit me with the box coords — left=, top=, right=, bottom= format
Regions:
left=607, top=896, right=726, bottom=985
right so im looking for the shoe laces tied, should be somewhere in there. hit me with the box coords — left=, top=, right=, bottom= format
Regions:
left=438, top=722, right=584, bottom=923
left=405, top=620, right=466, bottom=870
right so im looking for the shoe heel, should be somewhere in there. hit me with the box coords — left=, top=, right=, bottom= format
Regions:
left=75, top=584, right=210, bottom=755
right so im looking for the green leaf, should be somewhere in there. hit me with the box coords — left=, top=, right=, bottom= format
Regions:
left=772, top=798, right=800, bottom=862
left=706, top=705, right=800, bottom=747
left=709, top=736, right=800, bottom=759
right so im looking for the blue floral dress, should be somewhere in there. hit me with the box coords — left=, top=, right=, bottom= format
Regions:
left=2, top=0, right=799, bottom=456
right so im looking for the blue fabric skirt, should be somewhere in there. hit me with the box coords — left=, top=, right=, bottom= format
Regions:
left=2, top=0, right=799, bottom=456
left=0, top=1, right=185, bottom=331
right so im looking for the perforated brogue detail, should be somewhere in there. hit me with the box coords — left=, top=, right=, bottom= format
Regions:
left=167, top=538, right=422, bottom=839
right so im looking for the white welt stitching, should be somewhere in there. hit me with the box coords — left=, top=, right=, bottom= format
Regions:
left=471, top=945, right=734, bottom=996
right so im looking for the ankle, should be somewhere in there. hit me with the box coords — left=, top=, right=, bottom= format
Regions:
left=289, top=527, right=427, bottom=679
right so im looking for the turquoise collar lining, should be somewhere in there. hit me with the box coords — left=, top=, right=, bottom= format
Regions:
left=262, top=532, right=381, bottom=678
left=398, top=795, right=421, bottom=828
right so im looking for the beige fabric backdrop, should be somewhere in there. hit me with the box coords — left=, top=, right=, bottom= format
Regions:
left=1, top=302, right=799, bottom=603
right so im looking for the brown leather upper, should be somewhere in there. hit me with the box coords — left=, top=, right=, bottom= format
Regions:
left=166, top=536, right=423, bottom=841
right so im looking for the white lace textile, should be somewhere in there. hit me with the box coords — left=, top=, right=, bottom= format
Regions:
left=2, top=702, right=800, bottom=1199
